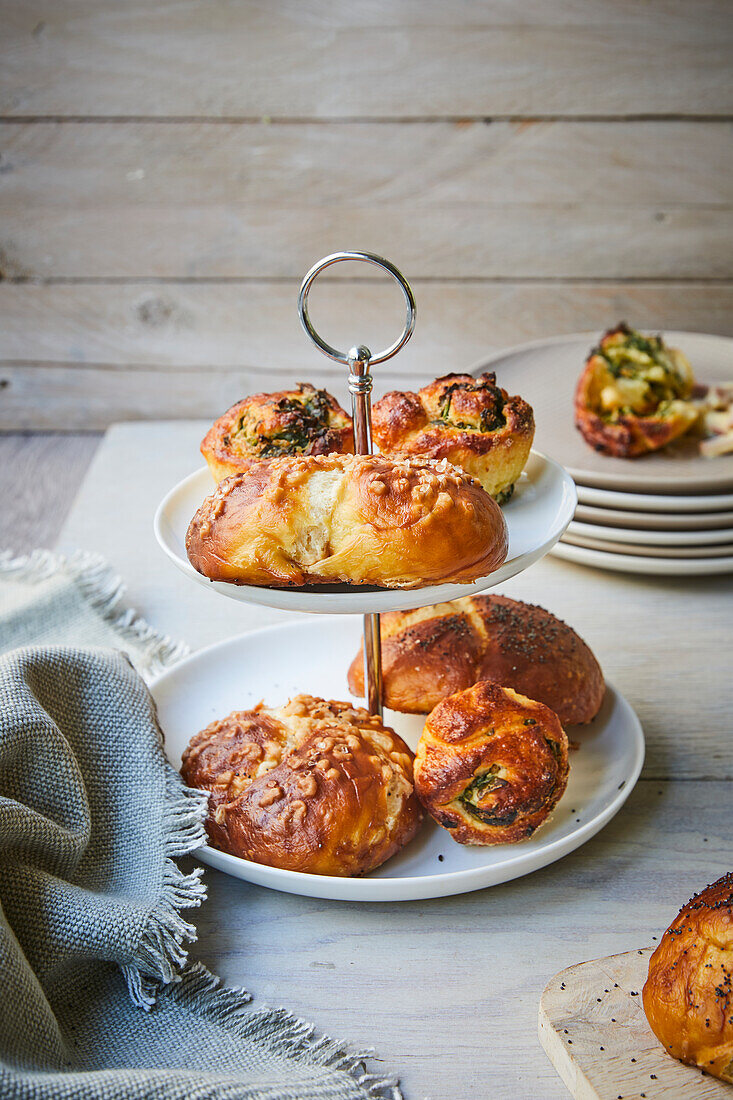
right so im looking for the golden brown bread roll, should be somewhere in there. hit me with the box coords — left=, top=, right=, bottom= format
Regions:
left=414, top=681, right=569, bottom=845
left=575, top=324, right=698, bottom=458
left=643, top=874, right=733, bottom=1083
left=201, top=384, right=354, bottom=481
left=371, top=372, right=534, bottom=502
left=348, top=595, right=605, bottom=725
left=181, top=695, right=423, bottom=876
left=186, top=452, right=508, bottom=589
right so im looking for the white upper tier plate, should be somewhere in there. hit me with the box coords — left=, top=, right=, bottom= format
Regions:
left=151, top=618, right=645, bottom=903
left=470, top=331, right=733, bottom=495
left=154, top=451, right=576, bottom=614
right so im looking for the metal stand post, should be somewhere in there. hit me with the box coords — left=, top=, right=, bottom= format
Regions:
left=346, top=343, right=384, bottom=717
left=298, top=252, right=416, bottom=718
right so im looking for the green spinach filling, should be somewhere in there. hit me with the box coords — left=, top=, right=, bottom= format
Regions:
left=458, top=737, right=563, bottom=826
left=593, top=325, right=691, bottom=420
left=235, top=389, right=337, bottom=456
left=458, top=765, right=515, bottom=825
left=433, top=380, right=506, bottom=433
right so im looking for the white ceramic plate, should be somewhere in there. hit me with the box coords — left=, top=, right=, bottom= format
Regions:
left=154, top=451, right=576, bottom=615
left=562, top=532, right=733, bottom=559
left=576, top=483, right=733, bottom=513
left=470, top=331, right=733, bottom=494
left=151, top=618, right=645, bottom=903
left=566, top=519, right=733, bottom=547
left=552, top=540, right=733, bottom=576
left=574, top=503, right=733, bottom=532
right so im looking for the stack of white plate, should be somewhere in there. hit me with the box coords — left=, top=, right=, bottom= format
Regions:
left=472, top=331, right=733, bottom=576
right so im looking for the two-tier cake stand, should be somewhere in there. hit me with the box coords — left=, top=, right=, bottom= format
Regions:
left=152, top=252, right=644, bottom=902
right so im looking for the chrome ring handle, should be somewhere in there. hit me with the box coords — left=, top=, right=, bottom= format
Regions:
left=297, top=251, right=416, bottom=366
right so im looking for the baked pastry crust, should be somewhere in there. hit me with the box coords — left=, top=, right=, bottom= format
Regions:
left=186, top=452, right=508, bottom=589
left=201, top=384, right=354, bottom=481
left=348, top=595, right=604, bottom=725
left=575, top=324, right=698, bottom=457
left=414, top=681, right=569, bottom=845
left=181, top=695, right=422, bottom=876
left=643, top=873, right=733, bottom=1083
left=371, top=372, right=534, bottom=501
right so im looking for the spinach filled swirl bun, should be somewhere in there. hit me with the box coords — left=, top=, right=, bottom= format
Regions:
left=371, top=372, right=535, bottom=503
left=414, top=681, right=569, bottom=845
left=575, top=324, right=698, bottom=458
left=201, top=384, right=354, bottom=482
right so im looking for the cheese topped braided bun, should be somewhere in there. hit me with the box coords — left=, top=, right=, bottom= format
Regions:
left=371, top=372, right=534, bottom=502
left=643, top=873, right=733, bottom=1084
left=348, top=594, right=604, bottom=725
left=186, top=452, right=508, bottom=589
left=414, top=681, right=569, bottom=846
left=575, top=324, right=698, bottom=457
left=181, top=695, right=422, bottom=876
left=201, top=384, right=354, bottom=481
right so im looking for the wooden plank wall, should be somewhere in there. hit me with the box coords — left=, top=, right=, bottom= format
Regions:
left=1, top=0, right=732, bottom=429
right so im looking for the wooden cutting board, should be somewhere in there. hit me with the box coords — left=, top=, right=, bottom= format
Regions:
left=539, top=948, right=731, bottom=1099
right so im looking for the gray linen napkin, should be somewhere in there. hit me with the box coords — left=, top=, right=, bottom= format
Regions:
left=0, top=550, right=189, bottom=678
left=0, top=551, right=401, bottom=1100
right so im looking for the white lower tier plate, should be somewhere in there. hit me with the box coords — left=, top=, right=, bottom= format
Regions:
left=151, top=618, right=645, bottom=902
left=154, top=451, right=576, bottom=614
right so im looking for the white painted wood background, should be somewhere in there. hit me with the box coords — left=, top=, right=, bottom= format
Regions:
left=1, top=0, right=732, bottom=428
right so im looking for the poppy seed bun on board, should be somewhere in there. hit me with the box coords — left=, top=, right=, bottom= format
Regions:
left=201, top=384, right=354, bottom=482
left=348, top=595, right=604, bottom=725
left=643, top=873, right=733, bottom=1083
left=372, top=372, right=534, bottom=502
left=186, top=452, right=508, bottom=589
left=414, top=681, right=569, bottom=846
left=181, top=695, right=423, bottom=877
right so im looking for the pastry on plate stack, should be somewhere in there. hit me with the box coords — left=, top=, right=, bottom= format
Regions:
left=468, top=326, right=733, bottom=577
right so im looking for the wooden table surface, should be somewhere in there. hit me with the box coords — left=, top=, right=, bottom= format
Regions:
left=2, top=422, right=730, bottom=1099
